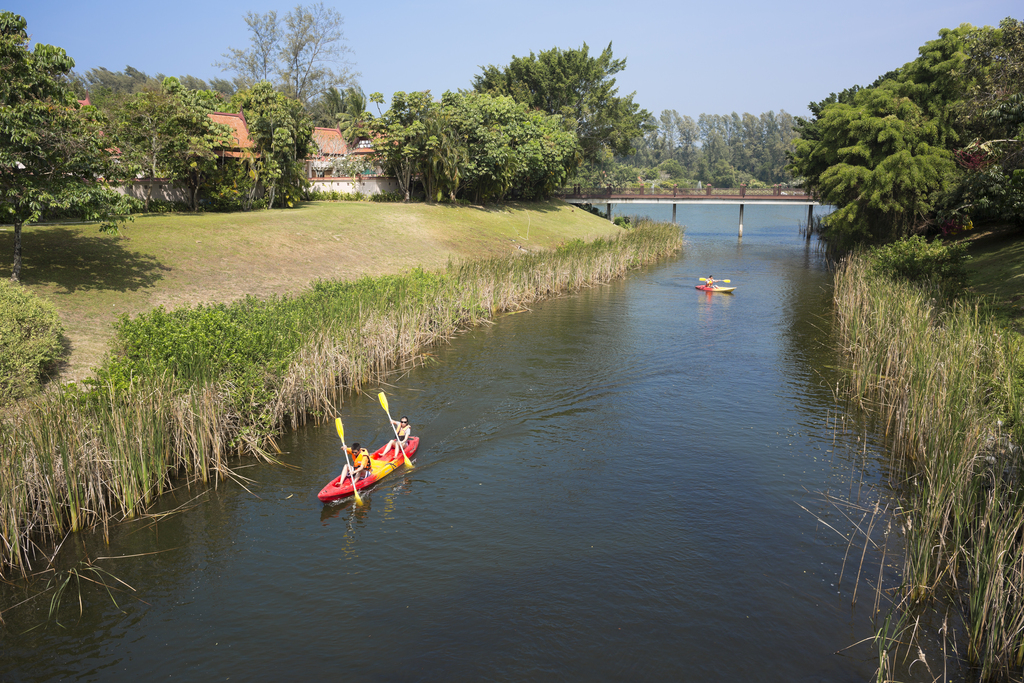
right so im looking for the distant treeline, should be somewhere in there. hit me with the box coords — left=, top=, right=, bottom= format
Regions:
left=569, top=109, right=799, bottom=191
left=71, top=65, right=236, bottom=103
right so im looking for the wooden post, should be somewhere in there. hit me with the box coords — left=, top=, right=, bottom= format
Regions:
left=806, top=204, right=814, bottom=240
left=739, top=204, right=744, bottom=238
left=672, top=203, right=677, bottom=224
left=607, top=203, right=612, bottom=221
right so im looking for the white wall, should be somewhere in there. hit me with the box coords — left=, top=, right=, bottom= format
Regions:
left=309, top=177, right=400, bottom=195
left=113, top=179, right=190, bottom=203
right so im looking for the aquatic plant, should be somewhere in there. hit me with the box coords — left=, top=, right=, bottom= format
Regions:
left=0, top=220, right=682, bottom=577
left=833, top=254, right=1024, bottom=681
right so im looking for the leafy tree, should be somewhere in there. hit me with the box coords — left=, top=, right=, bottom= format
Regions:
left=942, top=18, right=1024, bottom=226
left=790, top=19, right=1024, bottom=249
left=473, top=42, right=651, bottom=164
left=0, top=12, right=132, bottom=282
left=789, top=83, right=956, bottom=248
left=369, top=90, right=578, bottom=204
left=157, top=79, right=235, bottom=211
left=110, top=78, right=237, bottom=212
left=441, top=91, right=578, bottom=203
left=369, top=90, right=434, bottom=202
left=217, top=3, right=356, bottom=106
left=231, top=81, right=314, bottom=208
left=112, top=86, right=183, bottom=211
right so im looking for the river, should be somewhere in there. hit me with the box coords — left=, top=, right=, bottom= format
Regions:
left=1, top=204, right=908, bottom=681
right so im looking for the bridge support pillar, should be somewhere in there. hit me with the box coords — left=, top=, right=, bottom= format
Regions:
left=607, top=203, right=612, bottom=221
left=738, top=204, right=744, bottom=238
left=806, top=205, right=813, bottom=240
left=672, top=203, right=677, bottom=224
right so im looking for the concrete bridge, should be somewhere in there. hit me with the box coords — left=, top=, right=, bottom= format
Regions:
left=558, top=186, right=820, bottom=237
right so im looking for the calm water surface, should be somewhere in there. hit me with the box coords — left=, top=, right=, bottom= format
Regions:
left=2, top=205, right=905, bottom=681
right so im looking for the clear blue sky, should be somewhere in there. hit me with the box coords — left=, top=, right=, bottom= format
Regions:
left=7, top=0, right=1020, bottom=120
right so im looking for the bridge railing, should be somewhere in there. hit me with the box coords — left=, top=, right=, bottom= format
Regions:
left=557, top=185, right=810, bottom=199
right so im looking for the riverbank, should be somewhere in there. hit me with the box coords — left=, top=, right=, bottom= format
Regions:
left=1, top=200, right=617, bottom=381
left=832, top=230, right=1024, bottom=681
left=0, top=214, right=682, bottom=578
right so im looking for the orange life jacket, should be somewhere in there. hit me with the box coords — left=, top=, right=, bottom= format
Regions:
left=353, top=449, right=370, bottom=468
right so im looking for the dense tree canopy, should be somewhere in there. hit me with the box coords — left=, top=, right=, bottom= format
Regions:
left=231, top=81, right=315, bottom=208
left=111, top=78, right=234, bottom=211
left=473, top=43, right=651, bottom=165
left=790, top=83, right=955, bottom=247
left=370, top=90, right=578, bottom=204
left=789, top=17, right=1024, bottom=250
left=0, top=11, right=131, bottom=281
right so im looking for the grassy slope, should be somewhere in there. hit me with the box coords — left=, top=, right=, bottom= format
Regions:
left=0, top=200, right=620, bottom=380
left=965, top=228, right=1024, bottom=324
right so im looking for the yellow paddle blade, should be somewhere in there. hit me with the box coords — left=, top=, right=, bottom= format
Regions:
left=378, top=391, right=389, bottom=414
left=335, top=417, right=345, bottom=443
left=403, top=453, right=414, bottom=468
left=352, top=486, right=363, bottom=505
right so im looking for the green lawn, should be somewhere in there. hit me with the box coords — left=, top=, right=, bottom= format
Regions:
left=966, top=227, right=1024, bottom=325
left=0, top=200, right=621, bottom=379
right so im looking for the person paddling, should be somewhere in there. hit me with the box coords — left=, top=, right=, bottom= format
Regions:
left=338, top=442, right=370, bottom=486
left=705, top=275, right=716, bottom=288
left=378, top=417, right=411, bottom=460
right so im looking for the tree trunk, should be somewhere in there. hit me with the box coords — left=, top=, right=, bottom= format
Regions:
left=10, top=220, right=23, bottom=282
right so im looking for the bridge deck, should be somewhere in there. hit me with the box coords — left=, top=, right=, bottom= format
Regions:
left=557, top=187, right=817, bottom=205
left=556, top=187, right=818, bottom=237
left=561, top=196, right=818, bottom=206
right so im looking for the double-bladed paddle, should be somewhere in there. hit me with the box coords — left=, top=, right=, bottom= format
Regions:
left=378, top=392, right=414, bottom=468
left=335, top=417, right=363, bottom=505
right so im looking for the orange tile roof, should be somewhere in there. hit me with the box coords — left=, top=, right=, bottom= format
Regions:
left=209, top=111, right=255, bottom=151
left=312, top=127, right=348, bottom=156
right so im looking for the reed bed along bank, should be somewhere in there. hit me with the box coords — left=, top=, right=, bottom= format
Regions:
left=0, top=220, right=682, bottom=578
left=833, top=255, right=1024, bottom=681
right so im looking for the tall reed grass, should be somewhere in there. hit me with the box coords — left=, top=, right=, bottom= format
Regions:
left=833, top=255, right=1024, bottom=681
left=0, top=220, right=682, bottom=578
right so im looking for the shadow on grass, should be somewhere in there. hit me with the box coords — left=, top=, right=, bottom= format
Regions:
left=0, top=226, right=171, bottom=293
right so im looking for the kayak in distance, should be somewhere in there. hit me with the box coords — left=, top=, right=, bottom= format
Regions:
left=318, top=436, right=420, bottom=503
left=696, top=285, right=736, bottom=293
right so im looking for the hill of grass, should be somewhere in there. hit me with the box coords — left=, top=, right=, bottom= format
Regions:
left=0, top=200, right=620, bottom=380
left=965, top=227, right=1024, bottom=326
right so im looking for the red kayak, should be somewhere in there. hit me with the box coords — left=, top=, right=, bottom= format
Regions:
left=695, top=285, right=736, bottom=293
left=318, top=436, right=420, bottom=502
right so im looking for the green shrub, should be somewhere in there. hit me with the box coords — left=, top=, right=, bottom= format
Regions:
left=370, top=191, right=403, bottom=203
left=868, top=235, right=971, bottom=295
left=0, top=282, right=65, bottom=404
